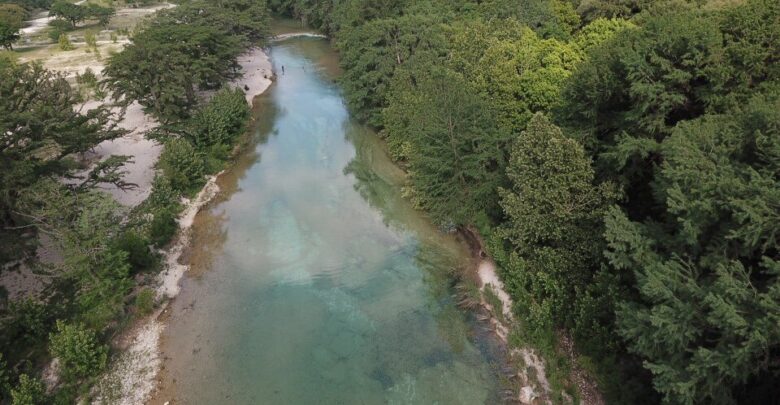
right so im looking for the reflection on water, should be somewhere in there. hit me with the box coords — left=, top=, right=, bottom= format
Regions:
left=156, top=37, right=501, bottom=404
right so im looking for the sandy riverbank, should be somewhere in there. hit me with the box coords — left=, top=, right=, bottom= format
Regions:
left=91, top=48, right=274, bottom=405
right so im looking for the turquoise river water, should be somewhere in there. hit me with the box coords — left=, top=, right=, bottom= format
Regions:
left=154, top=37, right=503, bottom=404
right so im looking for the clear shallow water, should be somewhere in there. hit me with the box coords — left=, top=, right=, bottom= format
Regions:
left=156, top=37, right=502, bottom=404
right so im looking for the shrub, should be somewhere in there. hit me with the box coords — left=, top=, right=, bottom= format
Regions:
left=149, top=208, right=178, bottom=247
left=187, top=87, right=250, bottom=150
left=10, top=374, right=45, bottom=405
left=76, top=67, right=105, bottom=99
left=134, top=288, right=155, bottom=316
left=158, top=138, right=205, bottom=193
left=4, top=299, right=48, bottom=346
left=147, top=175, right=180, bottom=211
left=84, top=30, right=97, bottom=50
left=113, top=231, right=155, bottom=272
left=57, top=33, right=73, bottom=51
left=48, top=321, right=107, bottom=382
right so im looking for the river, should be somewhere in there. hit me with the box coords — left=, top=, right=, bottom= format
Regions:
left=153, top=37, right=503, bottom=404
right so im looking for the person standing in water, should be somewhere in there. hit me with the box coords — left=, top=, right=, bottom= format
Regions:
left=281, top=65, right=285, bottom=75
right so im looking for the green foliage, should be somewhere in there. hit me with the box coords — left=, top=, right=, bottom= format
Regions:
left=85, top=3, right=113, bottom=27
left=76, top=67, right=105, bottom=99
left=384, top=64, right=506, bottom=226
left=48, top=1, right=85, bottom=27
left=134, top=288, right=155, bottom=316
left=0, top=59, right=124, bottom=251
left=159, top=138, right=205, bottom=193
left=605, top=88, right=780, bottom=404
left=57, top=33, right=73, bottom=50
left=84, top=30, right=96, bottom=49
left=144, top=175, right=181, bottom=247
left=479, top=0, right=580, bottom=39
left=149, top=208, right=178, bottom=248
left=576, top=0, right=650, bottom=23
left=113, top=231, right=155, bottom=272
left=10, top=374, right=45, bottom=405
left=0, top=353, right=8, bottom=397
left=496, top=114, right=616, bottom=330
left=48, top=1, right=113, bottom=28
left=48, top=321, right=107, bottom=382
left=574, top=17, right=635, bottom=53
left=336, top=12, right=447, bottom=127
left=281, top=0, right=780, bottom=402
left=459, top=24, right=582, bottom=134
left=187, top=87, right=250, bottom=151
left=104, top=0, right=267, bottom=123
left=0, top=3, right=26, bottom=24
left=6, top=0, right=53, bottom=10
left=3, top=299, right=49, bottom=347
left=0, top=4, right=24, bottom=50
left=17, top=181, right=133, bottom=330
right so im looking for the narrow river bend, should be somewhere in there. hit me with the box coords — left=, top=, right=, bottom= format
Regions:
left=155, top=37, right=502, bottom=404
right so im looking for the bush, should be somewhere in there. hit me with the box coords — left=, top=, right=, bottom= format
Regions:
left=10, top=374, right=45, bottom=405
left=113, top=231, right=155, bottom=272
left=48, top=321, right=107, bottom=382
left=57, top=33, right=73, bottom=51
left=158, top=138, right=205, bottom=193
left=149, top=208, right=178, bottom=247
left=4, top=299, right=48, bottom=346
left=84, top=30, right=97, bottom=51
left=76, top=67, right=105, bottom=99
left=147, top=174, right=180, bottom=211
left=134, top=288, right=155, bottom=316
left=188, top=87, right=250, bottom=150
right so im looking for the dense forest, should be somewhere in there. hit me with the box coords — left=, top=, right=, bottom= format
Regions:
left=0, top=0, right=267, bottom=403
left=1, top=0, right=778, bottom=403
left=270, top=0, right=780, bottom=404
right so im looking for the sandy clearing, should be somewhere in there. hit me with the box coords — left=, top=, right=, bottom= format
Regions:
left=20, top=11, right=54, bottom=36
left=232, top=47, right=274, bottom=104
left=75, top=100, right=162, bottom=207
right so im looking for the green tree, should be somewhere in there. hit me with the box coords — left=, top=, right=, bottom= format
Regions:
left=17, top=181, right=133, bottom=329
left=607, top=89, right=780, bottom=404
left=57, top=32, right=72, bottom=50
left=48, top=321, right=108, bottom=381
left=85, top=3, right=113, bottom=27
left=479, top=0, right=579, bottom=39
left=48, top=1, right=85, bottom=28
left=336, top=13, right=446, bottom=127
left=469, top=26, right=581, bottom=135
left=496, top=113, right=616, bottom=331
left=574, top=17, right=635, bottom=53
left=0, top=59, right=124, bottom=251
left=0, top=4, right=25, bottom=50
left=104, top=23, right=242, bottom=123
left=384, top=65, right=505, bottom=226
